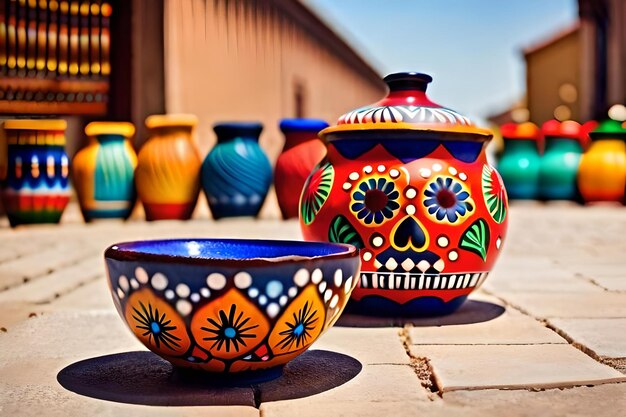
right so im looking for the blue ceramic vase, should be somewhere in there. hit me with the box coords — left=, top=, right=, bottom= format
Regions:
left=201, top=122, right=272, bottom=219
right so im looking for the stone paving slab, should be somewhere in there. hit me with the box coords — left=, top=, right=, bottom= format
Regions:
left=44, top=277, right=117, bottom=311
left=485, top=270, right=603, bottom=293
left=0, top=256, right=103, bottom=304
left=0, top=244, right=96, bottom=291
left=1, top=205, right=626, bottom=416
left=548, top=318, right=626, bottom=359
left=408, top=309, right=566, bottom=346
left=313, top=327, right=410, bottom=365
left=260, top=364, right=431, bottom=417
left=583, top=276, right=626, bottom=292
left=443, top=384, right=626, bottom=417
left=411, top=344, right=626, bottom=392
left=495, top=291, right=626, bottom=319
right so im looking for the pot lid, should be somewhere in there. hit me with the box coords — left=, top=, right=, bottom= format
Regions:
left=589, top=119, right=626, bottom=139
left=85, top=122, right=135, bottom=138
left=213, top=122, right=263, bottom=140
left=3, top=119, right=67, bottom=131
left=541, top=120, right=582, bottom=140
left=279, top=118, right=328, bottom=133
left=146, top=114, right=198, bottom=129
left=320, top=72, right=492, bottom=140
left=500, top=122, right=543, bottom=141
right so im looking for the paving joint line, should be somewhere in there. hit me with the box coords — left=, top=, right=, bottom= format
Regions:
left=0, top=249, right=101, bottom=293
left=542, top=320, right=626, bottom=374
left=441, top=380, right=626, bottom=395
left=575, top=272, right=625, bottom=293
left=399, top=325, right=441, bottom=399
left=36, top=273, right=104, bottom=305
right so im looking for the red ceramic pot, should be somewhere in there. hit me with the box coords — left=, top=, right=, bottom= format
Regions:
left=299, top=72, right=509, bottom=316
left=276, top=119, right=328, bottom=219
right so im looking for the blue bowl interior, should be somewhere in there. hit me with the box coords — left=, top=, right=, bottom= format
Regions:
left=108, top=239, right=352, bottom=261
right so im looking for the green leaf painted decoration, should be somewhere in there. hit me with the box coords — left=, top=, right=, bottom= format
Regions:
left=460, top=218, right=490, bottom=261
left=300, top=163, right=334, bottom=225
left=328, top=215, right=364, bottom=248
left=482, top=164, right=507, bottom=224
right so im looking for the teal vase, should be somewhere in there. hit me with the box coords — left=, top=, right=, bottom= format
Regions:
left=498, top=123, right=542, bottom=200
left=201, top=122, right=272, bottom=219
left=538, top=121, right=583, bottom=200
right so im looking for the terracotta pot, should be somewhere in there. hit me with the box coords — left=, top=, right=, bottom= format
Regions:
left=0, top=119, right=70, bottom=227
left=276, top=118, right=328, bottom=219
left=136, top=114, right=201, bottom=221
left=299, top=72, right=508, bottom=316
left=577, top=120, right=626, bottom=203
left=498, top=122, right=543, bottom=200
left=73, top=122, right=138, bottom=221
left=538, top=120, right=583, bottom=201
left=201, top=122, right=272, bottom=219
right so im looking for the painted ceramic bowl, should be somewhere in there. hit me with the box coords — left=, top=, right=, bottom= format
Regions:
left=104, top=239, right=360, bottom=380
left=300, top=72, right=508, bottom=316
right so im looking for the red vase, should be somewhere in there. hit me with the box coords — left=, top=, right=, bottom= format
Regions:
left=276, top=119, right=328, bottom=219
left=299, top=73, right=508, bottom=316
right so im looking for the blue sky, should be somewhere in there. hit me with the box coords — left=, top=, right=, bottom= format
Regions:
left=302, top=0, right=578, bottom=121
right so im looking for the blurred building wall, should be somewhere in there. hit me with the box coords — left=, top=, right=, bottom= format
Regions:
left=162, top=0, right=386, bottom=161
left=523, top=0, right=626, bottom=124
left=524, top=26, right=581, bottom=124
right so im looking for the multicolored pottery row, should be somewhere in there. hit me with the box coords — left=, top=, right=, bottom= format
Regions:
left=68, top=116, right=327, bottom=223
left=300, top=72, right=509, bottom=316
left=136, top=115, right=202, bottom=221
left=578, top=120, right=626, bottom=203
left=275, top=119, right=329, bottom=219
left=0, top=120, right=70, bottom=227
left=201, top=123, right=272, bottom=219
left=498, top=120, right=626, bottom=204
left=73, top=122, right=138, bottom=221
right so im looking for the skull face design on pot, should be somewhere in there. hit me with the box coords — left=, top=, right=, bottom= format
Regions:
left=300, top=73, right=508, bottom=316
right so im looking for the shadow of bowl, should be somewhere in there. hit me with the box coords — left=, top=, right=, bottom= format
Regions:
left=57, top=349, right=361, bottom=407
left=336, top=300, right=506, bottom=327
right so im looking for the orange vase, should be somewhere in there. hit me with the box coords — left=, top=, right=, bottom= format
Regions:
left=135, top=114, right=201, bottom=220
left=577, top=120, right=626, bottom=203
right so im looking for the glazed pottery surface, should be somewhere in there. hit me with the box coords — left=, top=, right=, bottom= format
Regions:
left=538, top=120, right=583, bottom=201
left=201, top=122, right=272, bottom=219
left=275, top=119, right=329, bottom=219
left=0, top=120, right=70, bottom=227
left=577, top=120, right=626, bottom=203
left=300, top=72, right=508, bottom=316
left=104, top=239, right=360, bottom=379
left=136, top=115, right=201, bottom=221
left=498, top=122, right=542, bottom=200
left=73, top=122, right=138, bottom=221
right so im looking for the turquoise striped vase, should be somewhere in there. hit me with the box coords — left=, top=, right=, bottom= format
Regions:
left=201, top=122, right=272, bottom=219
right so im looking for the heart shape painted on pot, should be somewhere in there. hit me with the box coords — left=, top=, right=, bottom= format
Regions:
left=390, top=215, right=429, bottom=252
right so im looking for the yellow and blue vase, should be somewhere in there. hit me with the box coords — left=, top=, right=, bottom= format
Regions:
left=73, top=122, right=138, bottom=221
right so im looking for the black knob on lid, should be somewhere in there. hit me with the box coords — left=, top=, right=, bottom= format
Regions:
left=383, top=72, right=432, bottom=92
